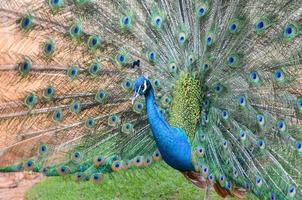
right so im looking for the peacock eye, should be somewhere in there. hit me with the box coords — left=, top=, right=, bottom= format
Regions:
left=141, top=84, right=145, bottom=91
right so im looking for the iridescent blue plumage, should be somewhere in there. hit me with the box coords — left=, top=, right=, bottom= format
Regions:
left=132, top=76, right=194, bottom=171
left=0, top=0, right=302, bottom=199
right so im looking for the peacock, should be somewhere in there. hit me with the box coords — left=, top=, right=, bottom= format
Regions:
left=0, top=0, right=301, bottom=199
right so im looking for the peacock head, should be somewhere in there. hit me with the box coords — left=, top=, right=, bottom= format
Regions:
left=132, top=75, right=152, bottom=104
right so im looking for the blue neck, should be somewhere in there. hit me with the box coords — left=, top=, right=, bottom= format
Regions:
left=145, top=87, right=169, bottom=142
left=144, top=86, right=195, bottom=172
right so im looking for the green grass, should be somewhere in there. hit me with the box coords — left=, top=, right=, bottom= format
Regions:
left=26, top=162, right=256, bottom=200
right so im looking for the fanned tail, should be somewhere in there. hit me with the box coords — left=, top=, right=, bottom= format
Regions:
left=0, top=0, right=301, bottom=199
left=191, top=0, right=302, bottom=199
left=0, top=0, right=175, bottom=180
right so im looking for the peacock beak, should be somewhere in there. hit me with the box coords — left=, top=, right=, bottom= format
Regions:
left=131, top=92, right=139, bottom=104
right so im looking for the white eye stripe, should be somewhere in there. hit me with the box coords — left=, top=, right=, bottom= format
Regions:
left=143, top=80, right=147, bottom=92
left=137, top=85, right=142, bottom=93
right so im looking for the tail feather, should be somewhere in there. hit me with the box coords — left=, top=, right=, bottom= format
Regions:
left=0, top=0, right=301, bottom=199
left=213, top=183, right=230, bottom=199
left=182, top=171, right=208, bottom=189
left=183, top=171, right=247, bottom=199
